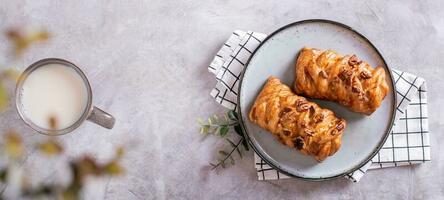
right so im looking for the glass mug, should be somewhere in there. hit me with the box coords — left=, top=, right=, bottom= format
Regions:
left=15, top=58, right=115, bottom=135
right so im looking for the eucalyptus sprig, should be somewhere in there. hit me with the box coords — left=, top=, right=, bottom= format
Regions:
left=198, top=111, right=236, bottom=137
left=198, top=110, right=249, bottom=170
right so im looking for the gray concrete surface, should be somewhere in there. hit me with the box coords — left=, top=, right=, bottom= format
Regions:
left=0, top=0, right=443, bottom=199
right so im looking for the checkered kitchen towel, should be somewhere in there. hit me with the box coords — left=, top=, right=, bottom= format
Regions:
left=208, top=30, right=430, bottom=182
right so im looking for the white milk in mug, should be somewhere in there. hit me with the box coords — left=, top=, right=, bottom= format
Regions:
left=20, top=63, right=89, bottom=130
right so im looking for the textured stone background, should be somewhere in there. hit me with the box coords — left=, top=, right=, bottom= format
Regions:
left=0, top=0, right=443, bottom=199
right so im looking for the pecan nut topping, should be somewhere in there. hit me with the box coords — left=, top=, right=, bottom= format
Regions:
left=282, top=107, right=292, bottom=113
left=280, top=107, right=293, bottom=116
left=309, top=106, right=315, bottom=116
left=359, top=70, right=373, bottom=79
left=338, top=69, right=353, bottom=82
left=358, top=92, right=367, bottom=101
left=296, top=101, right=311, bottom=112
left=352, top=85, right=361, bottom=93
left=348, top=55, right=362, bottom=66
left=300, top=121, right=307, bottom=128
left=332, top=77, right=341, bottom=84
left=318, top=70, right=328, bottom=79
left=330, top=77, right=341, bottom=91
left=294, top=137, right=305, bottom=150
left=282, top=129, right=291, bottom=136
left=313, top=113, right=324, bottom=123
left=336, top=120, right=345, bottom=131
left=351, top=77, right=362, bottom=93
left=304, top=129, right=315, bottom=136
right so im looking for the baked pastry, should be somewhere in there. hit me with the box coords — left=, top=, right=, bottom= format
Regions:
left=249, top=76, right=346, bottom=161
left=294, top=47, right=389, bottom=115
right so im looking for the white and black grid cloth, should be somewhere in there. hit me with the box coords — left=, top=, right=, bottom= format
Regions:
left=208, top=30, right=430, bottom=182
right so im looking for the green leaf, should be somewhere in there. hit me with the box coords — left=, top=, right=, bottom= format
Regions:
left=212, top=114, right=219, bottom=123
left=219, top=125, right=229, bottom=137
left=200, top=125, right=210, bottom=134
left=104, top=161, right=124, bottom=175
left=197, top=118, right=204, bottom=125
left=212, top=126, right=219, bottom=135
left=7, top=29, right=50, bottom=56
left=115, top=146, right=125, bottom=160
left=0, top=84, right=8, bottom=112
left=229, top=156, right=235, bottom=165
left=37, top=139, right=64, bottom=156
left=224, top=113, right=229, bottom=122
left=0, top=169, right=6, bottom=182
left=234, top=125, right=249, bottom=151
left=220, top=160, right=226, bottom=168
left=3, top=69, right=19, bottom=81
left=208, top=117, right=213, bottom=125
left=228, top=110, right=238, bottom=121
left=218, top=150, right=228, bottom=156
left=4, top=131, right=24, bottom=158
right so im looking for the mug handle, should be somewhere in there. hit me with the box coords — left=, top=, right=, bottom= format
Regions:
left=87, top=106, right=115, bottom=129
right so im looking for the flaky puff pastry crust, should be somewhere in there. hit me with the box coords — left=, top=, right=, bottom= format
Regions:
left=294, top=47, right=389, bottom=115
left=249, top=77, right=346, bottom=161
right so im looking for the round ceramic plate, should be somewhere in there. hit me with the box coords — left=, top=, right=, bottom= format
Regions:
left=238, top=19, right=396, bottom=180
